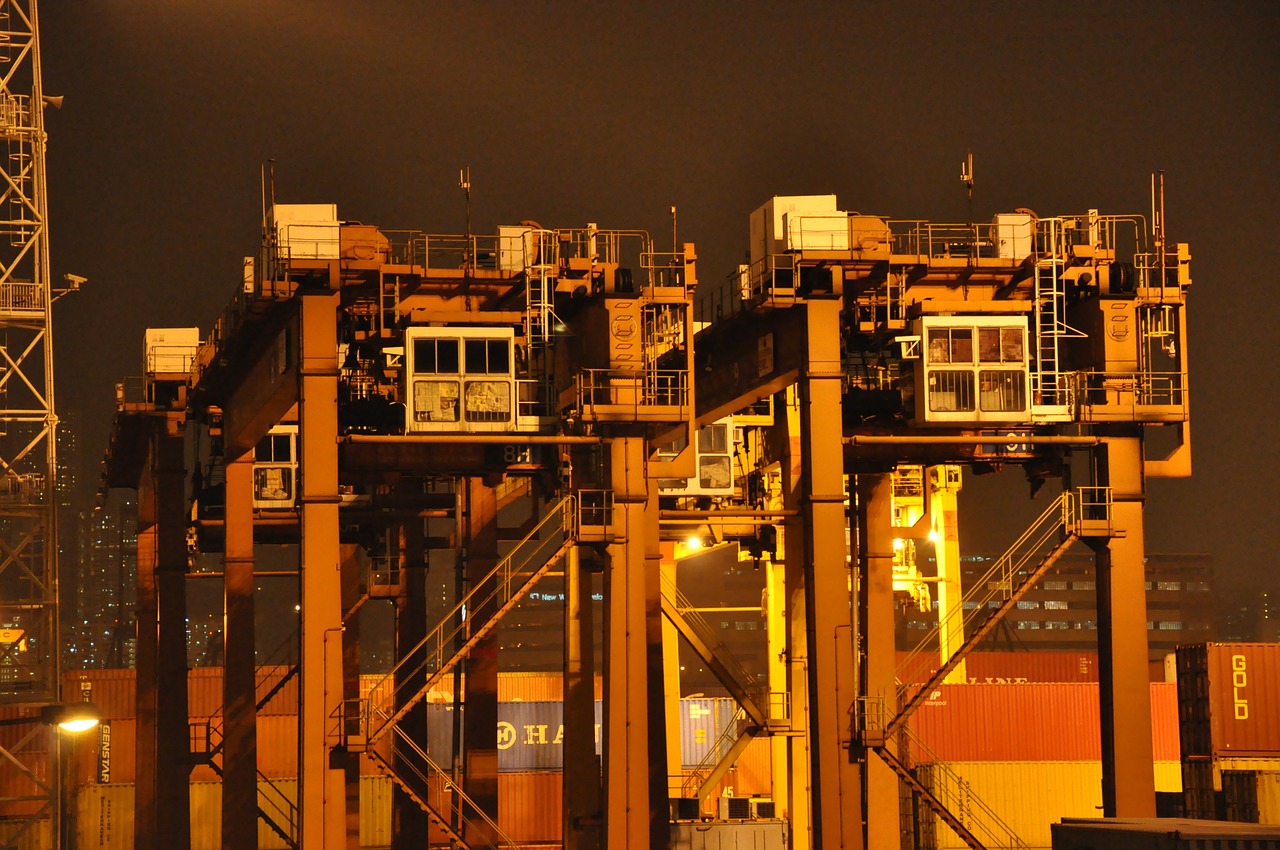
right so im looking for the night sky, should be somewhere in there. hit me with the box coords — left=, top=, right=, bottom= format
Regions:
left=41, top=4, right=1280, bottom=595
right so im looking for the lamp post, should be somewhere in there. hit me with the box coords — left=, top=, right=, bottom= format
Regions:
left=0, top=703, right=101, bottom=850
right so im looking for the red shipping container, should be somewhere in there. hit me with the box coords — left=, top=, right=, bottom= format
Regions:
left=1176, top=642, right=1280, bottom=757
left=896, top=650, right=1099, bottom=684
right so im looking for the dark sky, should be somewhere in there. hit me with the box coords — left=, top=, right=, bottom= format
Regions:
left=41, top=3, right=1280, bottom=591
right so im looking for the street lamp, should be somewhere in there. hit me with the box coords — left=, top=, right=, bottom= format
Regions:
left=0, top=702, right=100, bottom=731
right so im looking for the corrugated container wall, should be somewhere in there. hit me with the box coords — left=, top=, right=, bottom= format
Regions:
left=908, top=682, right=1179, bottom=761
left=1259, top=772, right=1280, bottom=825
left=1177, top=643, right=1280, bottom=757
left=896, top=650, right=1099, bottom=683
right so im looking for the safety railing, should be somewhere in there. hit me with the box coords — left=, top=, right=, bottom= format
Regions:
left=862, top=697, right=1028, bottom=850
left=0, top=472, right=45, bottom=505
left=641, top=251, right=692, bottom=293
left=372, top=725, right=519, bottom=849
left=1073, top=369, right=1188, bottom=413
left=659, top=570, right=771, bottom=726
left=682, top=705, right=747, bottom=799
left=361, top=496, right=576, bottom=742
left=0, top=282, right=43, bottom=313
left=575, top=368, right=689, bottom=417
left=893, top=491, right=1078, bottom=694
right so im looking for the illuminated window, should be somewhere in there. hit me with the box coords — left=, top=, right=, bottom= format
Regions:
left=1156, top=581, right=1181, bottom=591
left=1044, top=600, right=1068, bottom=610
left=463, top=380, right=511, bottom=422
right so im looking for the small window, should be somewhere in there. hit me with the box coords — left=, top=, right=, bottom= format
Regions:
left=1044, top=600, right=1069, bottom=610
left=698, top=424, right=728, bottom=454
left=927, top=328, right=973, bottom=364
left=463, top=380, right=512, bottom=422
left=414, top=380, right=460, bottom=421
left=253, top=466, right=293, bottom=502
left=465, top=338, right=511, bottom=375
left=698, top=456, right=732, bottom=490
left=978, top=327, right=1025, bottom=363
left=1016, top=600, right=1039, bottom=610
left=1043, top=580, right=1067, bottom=591
left=979, top=370, right=1026, bottom=412
left=1156, top=581, right=1181, bottom=591
left=1072, top=581, right=1095, bottom=591
left=928, top=371, right=975, bottom=411
left=414, top=338, right=460, bottom=374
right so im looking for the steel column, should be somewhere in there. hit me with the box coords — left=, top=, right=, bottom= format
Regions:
left=858, top=473, right=899, bottom=849
left=462, top=478, right=500, bottom=843
left=604, top=435, right=651, bottom=849
left=391, top=510, right=430, bottom=849
left=798, top=301, right=861, bottom=850
left=221, top=457, right=257, bottom=850
left=1094, top=433, right=1156, bottom=817
left=564, top=543, right=601, bottom=850
left=297, top=291, right=347, bottom=849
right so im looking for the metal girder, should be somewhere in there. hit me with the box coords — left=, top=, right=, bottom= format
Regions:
left=692, top=305, right=806, bottom=425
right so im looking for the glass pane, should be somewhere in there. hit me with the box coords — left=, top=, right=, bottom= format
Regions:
left=927, top=329, right=950, bottom=363
left=698, top=456, right=732, bottom=489
left=949, top=329, right=973, bottom=363
left=698, top=424, right=728, bottom=453
left=1001, top=327, right=1024, bottom=362
left=437, top=339, right=459, bottom=373
left=927, top=371, right=974, bottom=411
left=464, top=380, right=512, bottom=422
left=465, top=339, right=487, bottom=373
left=978, top=327, right=1001, bottom=362
left=979, top=370, right=1026, bottom=412
left=488, top=339, right=510, bottom=374
left=254, top=435, right=271, bottom=461
left=254, top=466, right=292, bottom=502
left=272, top=435, right=291, bottom=460
left=413, top=380, right=459, bottom=421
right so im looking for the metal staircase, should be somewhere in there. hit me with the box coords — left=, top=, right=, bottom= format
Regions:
left=357, top=496, right=577, bottom=745
left=864, top=701, right=1028, bottom=850
left=368, top=726, right=520, bottom=850
left=862, top=487, right=1113, bottom=850
left=189, top=629, right=302, bottom=848
left=889, top=489, right=1110, bottom=735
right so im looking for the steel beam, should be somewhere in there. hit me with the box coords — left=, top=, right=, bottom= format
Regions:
left=391, top=506, right=430, bottom=849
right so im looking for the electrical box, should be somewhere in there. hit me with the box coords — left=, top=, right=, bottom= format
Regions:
left=992, top=212, right=1035, bottom=260
left=749, top=194, right=841, bottom=269
left=144, top=327, right=200, bottom=376
left=272, top=203, right=339, bottom=260
left=670, top=818, right=787, bottom=850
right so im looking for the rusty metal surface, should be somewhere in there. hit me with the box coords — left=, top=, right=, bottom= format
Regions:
left=1178, top=643, right=1280, bottom=757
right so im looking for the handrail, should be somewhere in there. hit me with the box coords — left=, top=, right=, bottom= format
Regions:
left=865, top=696, right=1027, bottom=850
left=362, top=496, right=576, bottom=741
left=373, top=725, right=520, bottom=849
left=659, top=571, right=769, bottom=723
left=682, top=705, right=746, bottom=798
left=894, top=492, right=1073, bottom=690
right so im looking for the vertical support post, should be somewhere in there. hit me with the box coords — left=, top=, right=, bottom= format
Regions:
left=462, top=478, right=500, bottom=843
left=778, top=388, right=811, bottom=850
left=1093, top=433, right=1156, bottom=817
left=133, top=505, right=158, bottom=850
left=297, top=292, right=347, bottom=849
left=765, top=551, right=789, bottom=821
left=141, top=424, right=190, bottom=850
left=929, top=466, right=966, bottom=685
left=392, top=509, right=430, bottom=849
left=604, top=435, right=651, bottom=850
left=222, top=457, right=257, bottom=850
left=644, top=493, right=671, bottom=849
left=658, top=541, right=682, bottom=802
left=858, top=473, right=899, bottom=849
left=564, top=543, right=601, bottom=850
left=339, top=541, right=363, bottom=850
left=798, top=301, right=862, bottom=850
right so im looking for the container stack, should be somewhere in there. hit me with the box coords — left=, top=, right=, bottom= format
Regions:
left=1176, top=642, right=1280, bottom=823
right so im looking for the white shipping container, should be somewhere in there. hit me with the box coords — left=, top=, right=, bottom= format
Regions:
left=749, top=194, right=840, bottom=269
left=992, top=212, right=1035, bottom=259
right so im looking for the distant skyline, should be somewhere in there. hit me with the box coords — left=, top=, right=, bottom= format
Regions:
left=39, top=3, right=1280, bottom=594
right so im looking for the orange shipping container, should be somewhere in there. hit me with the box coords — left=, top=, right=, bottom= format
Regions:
left=908, top=682, right=1179, bottom=762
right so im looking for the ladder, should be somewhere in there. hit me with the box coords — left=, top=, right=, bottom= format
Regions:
left=524, top=230, right=556, bottom=353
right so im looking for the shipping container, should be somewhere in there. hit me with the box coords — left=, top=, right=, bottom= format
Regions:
left=907, top=682, right=1179, bottom=762
left=1051, top=816, right=1280, bottom=849
left=914, top=761, right=1183, bottom=850
left=1177, top=643, right=1280, bottom=758
left=1260, top=772, right=1280, bottom=825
